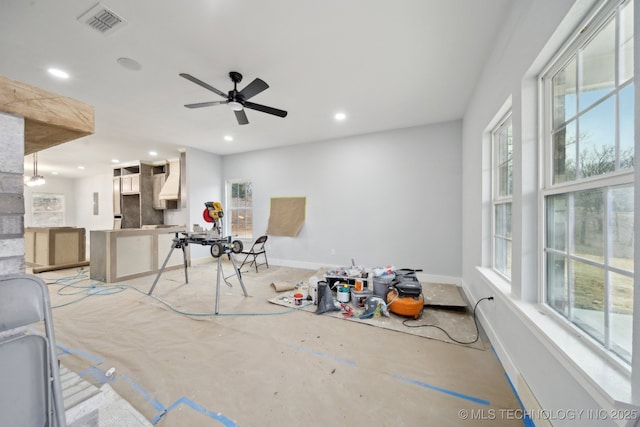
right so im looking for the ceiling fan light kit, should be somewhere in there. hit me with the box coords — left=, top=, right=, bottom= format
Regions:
left=228, top=101, right=243, bottom=111
left=181, top=71, right=287, bottom=125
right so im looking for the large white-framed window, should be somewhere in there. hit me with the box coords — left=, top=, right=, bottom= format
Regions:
left=492, top=113, right=513, bottom=280
left=542, top=0, right=634, bottom=364
left=226, top=180, right=253, bottom=239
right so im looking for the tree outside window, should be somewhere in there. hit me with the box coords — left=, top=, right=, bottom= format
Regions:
left=543, top=0, right=634, bottom=363
left=227, top=181, right=253, bottom=238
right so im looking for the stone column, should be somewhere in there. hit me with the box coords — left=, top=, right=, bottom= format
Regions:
left=0, top=112, right=25, bottom=274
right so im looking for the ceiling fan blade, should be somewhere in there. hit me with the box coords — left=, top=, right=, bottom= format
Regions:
left=184, top=100, right=228, bottom=109
left=238, top=78, right=269, bottom=101
left=179, top=73, right=227, bottom=98
left=235, top=109, right=249, bottom=125
left=244, top=101, right=288, bottom=118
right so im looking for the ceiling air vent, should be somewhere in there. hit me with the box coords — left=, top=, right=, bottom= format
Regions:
left=77, top=3, right=127, bottom=36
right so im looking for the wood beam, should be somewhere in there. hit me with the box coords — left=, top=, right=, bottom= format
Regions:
left=0, top=75, right=94, bottom=154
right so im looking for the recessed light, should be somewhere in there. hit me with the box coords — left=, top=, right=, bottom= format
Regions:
left=224, top=135, right=233, bottom=142
left=334, top=112, right=346, bottom=121
left=48, top=68, right=69, bottom=79
left=51, top=171, right=59, bottom=175
left=111, top=159, right=120, bottom=163
left=77, top=166, right=85, bottom=170
left=149, top=151, right=157, bottom=156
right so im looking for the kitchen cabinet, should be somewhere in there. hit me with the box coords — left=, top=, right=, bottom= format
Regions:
left=112, top=162, right=164, bottom=228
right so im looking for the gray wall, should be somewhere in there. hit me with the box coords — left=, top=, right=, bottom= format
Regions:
left=223, top=121, right=462, bottom=278
left=186, top=147, right=223, bottom=260
left=0, top=112, right=25, bottom=274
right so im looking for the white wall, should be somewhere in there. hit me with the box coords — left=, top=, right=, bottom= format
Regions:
left=74, top=172, right=116, bottom=256
left=222, top=121, right=462, bottom=277
left=186, top=147, right=223, bottom=261
left=461, top=0, right=636, bottom=425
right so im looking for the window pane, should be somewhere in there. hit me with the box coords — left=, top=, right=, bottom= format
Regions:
left=553, top=57, right=577, bottom=127
left=619, top=84, right=635, bottom=169
left=573, top=188, right=604, bottom=263
left=546, top=194, right=568, bottom=252
left=552, top=120, right=577, bottom=183
left=610, top=185, right=634, bottom=271
left=579, top=96, right=616, bottom=178
left=619, top=0, right=634, bottom=83
left=228, top=181, right=253, bottom=238
left=231, top=209, right=252, bottom=238
left=571, top=260, right=605, bottom=344
left=231, top=183, right=241, bottom=207
left=497, top=127, right=513, bottom=197
left=494, top=237, right=512, bottom=278
left=610, top=271, right=633, bottom=363
left=495, top=203, right=512, bottom=237
left=494, top=202, right=512, bottom=278
left=547, top=252, right=568, bottom=316
left=579, top=19, right=615, bottom=112
left=544, top=0, right=634, bottom=364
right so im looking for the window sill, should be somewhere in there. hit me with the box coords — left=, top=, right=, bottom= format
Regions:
left=476, top=267, right=633, bottom=407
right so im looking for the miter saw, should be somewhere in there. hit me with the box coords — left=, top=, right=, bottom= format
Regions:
left=198, top=201, right=243, bottom=257
left=202, top=201, right=224, bottom=237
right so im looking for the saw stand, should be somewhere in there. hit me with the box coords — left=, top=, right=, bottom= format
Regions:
left=148, top=232, right=248, bottom=314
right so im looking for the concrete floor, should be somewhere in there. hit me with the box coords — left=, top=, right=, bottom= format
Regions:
left=36, top=261, right=525, bottom=427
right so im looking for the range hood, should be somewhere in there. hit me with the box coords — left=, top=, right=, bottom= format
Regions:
left=158, top=159, right=180, bottom=200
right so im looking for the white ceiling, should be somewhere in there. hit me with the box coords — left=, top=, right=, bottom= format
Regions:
left=1, top=0, right=512, bottom=179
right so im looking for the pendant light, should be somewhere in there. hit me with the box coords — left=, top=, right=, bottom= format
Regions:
left=25, top=152, right=45, bottom=187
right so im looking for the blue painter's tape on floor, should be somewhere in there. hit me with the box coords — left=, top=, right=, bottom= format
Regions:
left=78, top=366, right=115, bottom=385
left=491, top=346, right=534, bottom=427
left=164, top=397, right=237, bottom=427
left=57, top=343, right=106, bottom=365
left=57, top=342, right=237, bottom=426
left=393, top=375, right=491, bottom=406
left=120, top=373, right=167, bottom=415
left=504, top=372, right=535, bottom=427
left=288, top=344, right=356, bottom=366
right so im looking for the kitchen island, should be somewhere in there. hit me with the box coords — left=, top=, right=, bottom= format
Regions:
left=90, top=226, right=188, bottom=283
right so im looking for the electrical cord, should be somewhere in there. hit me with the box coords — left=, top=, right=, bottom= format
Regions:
left=402, top=296, right=494, bottom=345
left=43, top=268, right=312, bottom=317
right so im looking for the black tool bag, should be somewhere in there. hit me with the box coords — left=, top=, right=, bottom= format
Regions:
left=390, top=268, right=423, bottom=298
left=393, top=279, right=422, bottom=298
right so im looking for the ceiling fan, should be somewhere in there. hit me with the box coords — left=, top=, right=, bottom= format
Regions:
left=180, top=71, right=288, bottom=125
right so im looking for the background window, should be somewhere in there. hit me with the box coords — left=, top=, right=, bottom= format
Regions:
left=543, top=0, right=634, bottom=363
left=492, top=114, right=513, bottom=279
left=227, top=181, right=253, bottom=238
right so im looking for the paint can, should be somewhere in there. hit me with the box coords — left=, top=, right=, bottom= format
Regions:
left=351, top=288, right=372, bottom=308
left=295, top=282, right=309, bottom=298
left=373, top=275, right=394, bottom=299
left=336, top=283, right=350, bottom=303
left=293, top=293, right=304, bottom=306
